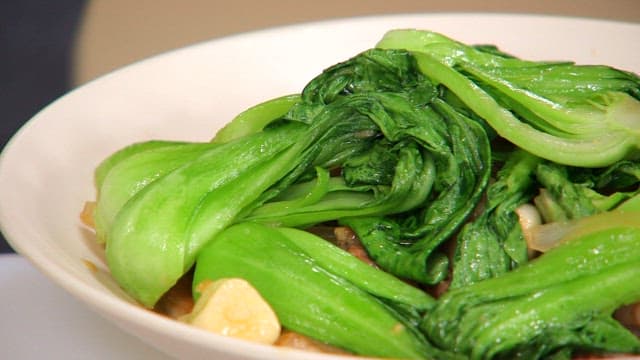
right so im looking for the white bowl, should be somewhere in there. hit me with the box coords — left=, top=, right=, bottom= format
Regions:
left=1, top=13, right=639, bottom=360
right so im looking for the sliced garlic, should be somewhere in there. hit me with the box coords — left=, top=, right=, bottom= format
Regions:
left=182, top=278, right=281, bottom=344
left=516, top=203, right=542, bottom=233
left=515, top=203, right=543, bottom=256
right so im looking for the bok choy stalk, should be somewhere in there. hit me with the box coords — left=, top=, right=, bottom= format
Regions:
left=102, top=124, right=306, bottom=306
left=377, top=29, right=640, bottom=167
left=102, top=107, right=391, bottom=306
left=422, top=204, right=640, bottom=359
left=192, top=222, right=458, bottom=359
left=93, top=140, right=218, bottom=241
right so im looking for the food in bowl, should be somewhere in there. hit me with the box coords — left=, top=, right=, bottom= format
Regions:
left=83, top=29, right=640, bottom=359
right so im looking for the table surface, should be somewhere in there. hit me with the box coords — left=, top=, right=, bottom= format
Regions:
left=0, top=254, right=173, bottom=359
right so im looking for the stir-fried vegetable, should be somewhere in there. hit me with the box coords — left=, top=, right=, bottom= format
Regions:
left=90, top=28, right=640, bottom=359
left=193, top=223, right=452, bottom=359
left=423, top=208, right=640, bottom=359
left=377, top=29, right=640, bottom=167
left=101, top=48, right=494, bottom=306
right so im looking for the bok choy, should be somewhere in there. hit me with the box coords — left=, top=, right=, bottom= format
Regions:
left=377, top=29, right=640, bottom=167
left=89, top=28, right=640, bottom=359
